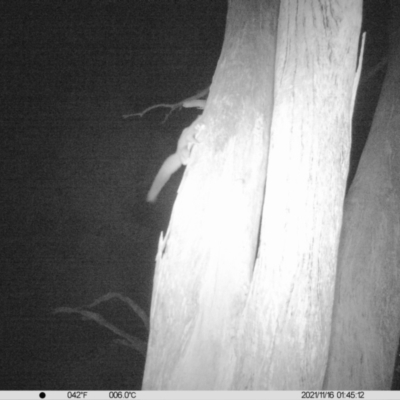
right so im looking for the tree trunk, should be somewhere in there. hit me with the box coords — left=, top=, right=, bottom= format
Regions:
left=143, top=0, right=278, bottom=389
left=233, top=0, right=362, bottom=389
left=324, top=3, right=400, bottom=390
left=143, top=0, right=362, bottom=389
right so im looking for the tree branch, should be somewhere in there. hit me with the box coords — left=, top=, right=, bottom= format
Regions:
left=122, top=86, right=209, bottom=122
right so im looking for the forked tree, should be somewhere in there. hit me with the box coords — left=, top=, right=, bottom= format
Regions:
left=140, top=0, right=400, bottom=389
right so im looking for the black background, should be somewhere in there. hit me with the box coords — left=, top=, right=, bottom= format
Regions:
left=0, top=0, right=395, bottom=390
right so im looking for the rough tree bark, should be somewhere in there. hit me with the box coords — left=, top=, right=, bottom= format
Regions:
left=233, top=0, right=362, bottom=390
left=143, top=0, right=278, bottom=389
left=143, top=0, right=362, bottom=389
left=324, top=2, right=400, bottom=390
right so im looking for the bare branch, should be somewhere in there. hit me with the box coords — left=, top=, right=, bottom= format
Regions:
left=54, top=306, right=147, bottom=357
left=123, top=86, right=209, bottom=122
left=85, top=291, right=149, bottom=331
left=53, top=291, right=150, bottom=357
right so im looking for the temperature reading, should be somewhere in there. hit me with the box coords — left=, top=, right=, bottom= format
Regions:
left=108, top=391, right=137, bottom=399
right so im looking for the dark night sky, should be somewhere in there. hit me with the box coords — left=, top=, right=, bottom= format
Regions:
left=0, top=0, right=393, bottom=391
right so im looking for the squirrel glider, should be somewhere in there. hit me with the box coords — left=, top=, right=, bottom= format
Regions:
left=123, top=86, right=209, bottom=122
left=147, top=116, right=205, bottom=203
left=123, top=86, right=208, bottom=202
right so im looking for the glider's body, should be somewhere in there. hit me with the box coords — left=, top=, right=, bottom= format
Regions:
left=147, top=125, right=199, bottom=202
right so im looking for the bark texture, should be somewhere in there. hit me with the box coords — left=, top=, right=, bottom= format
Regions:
left=324, top=3, right=400, bottom=389
left=234, top=0, right=362, bottom=389
left=143, top=0, right=363, bottom=390
left=143, top=0, right=278, bottom=389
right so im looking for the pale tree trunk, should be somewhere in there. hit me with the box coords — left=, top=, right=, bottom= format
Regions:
left=143, top=0, right=278, bottom=389
left=324, top=3, right=400, bottom=390
left=233, top=0, right=362, bottom=390
left=143, top=0, right=362, bottom=390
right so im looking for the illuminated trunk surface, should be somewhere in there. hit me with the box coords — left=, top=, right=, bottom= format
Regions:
left=324, top=3, right=400, bottom=390
left=143, top=0, right=362, bottom=389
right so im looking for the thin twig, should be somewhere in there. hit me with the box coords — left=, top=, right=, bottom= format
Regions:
left=123, top=86, right=209, bottom=122
left=85, top=292, right=149, bottom=332
left=54, top=306, right=147, bottom=357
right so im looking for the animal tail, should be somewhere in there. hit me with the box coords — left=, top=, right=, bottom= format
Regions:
left=147, top=153, right=183, bottom=202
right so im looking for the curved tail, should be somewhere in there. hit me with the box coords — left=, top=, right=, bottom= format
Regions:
left=147, top=153, right=182, bottom=202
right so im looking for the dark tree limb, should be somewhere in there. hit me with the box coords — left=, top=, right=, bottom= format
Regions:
left=53, top=291, right=149, bottom=357
left=123, top=86, right=209, bottom=122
